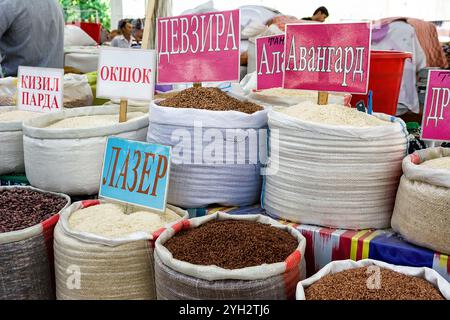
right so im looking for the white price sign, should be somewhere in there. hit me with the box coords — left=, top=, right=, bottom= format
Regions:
left=17, top=66, right=64, bottom=113
left=96, top=47, right=156, bottom=101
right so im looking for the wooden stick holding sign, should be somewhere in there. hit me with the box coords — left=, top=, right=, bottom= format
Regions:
left=193, top=83, right=202, bottom=88
left=96, top=47, right=156, bottom=120
left=119, top=99, right=128, bottom=122
left=318, top=92, right=329, bottom=105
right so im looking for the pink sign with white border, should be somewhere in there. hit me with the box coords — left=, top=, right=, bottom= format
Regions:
left=256, top=34, right=285, bottom=90
left=283, top=22, right=371, bottom=94
left=421, top=70, right=450, bottom=142
left=157, top=9, right=240, bottom=84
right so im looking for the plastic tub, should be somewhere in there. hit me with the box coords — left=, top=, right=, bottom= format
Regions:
left=351, top=50, right=412, bottom=116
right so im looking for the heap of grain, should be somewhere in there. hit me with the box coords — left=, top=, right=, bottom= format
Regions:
left=248, top=88, right=352, bottom=107
left=154, top=212, right=306, bottom=300
left=296, top=259, right=449, bottom=300
left=147, top=87, right=268, bottom=208
left=54, top=200, right=188, bottom=300
left=0, top=107, right=43, bottom=175
left=263, top=102, right=408, bottom=229
left=391, top=147, right=450, bottom=255
left=22, top=105, right=149, bottom=195
left=0, top=186, right=70, bottom=300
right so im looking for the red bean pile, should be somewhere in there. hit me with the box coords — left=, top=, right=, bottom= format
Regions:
left=0, top=188, right=68, bottom=233
left=164, top=220, right=298, bottom=269
left=305, top=266, right=445, bottom=300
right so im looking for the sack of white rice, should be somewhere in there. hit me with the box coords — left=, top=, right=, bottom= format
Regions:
left=248, top=88, right=352, bottom=107
left=154, top=212, right=306, bottom=300
left=54, top=200, right=188, bottom=300
left=391, top=147, right=450, bottom=255
left=147, top=87, right=268, bottom=208
left=0, top=106, right=43, bottom=175
left=22, top=105, right=148, bottom=195
left=0, top=186, right=70, bottom=300
left=263, top=102, right=408, bottom=229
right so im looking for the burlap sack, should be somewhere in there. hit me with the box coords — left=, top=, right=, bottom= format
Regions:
left=0, top=186, right=70, bottom=300
left=392, top=147, right=450, bottom=255
left=54, top=199, right=188, bottom=300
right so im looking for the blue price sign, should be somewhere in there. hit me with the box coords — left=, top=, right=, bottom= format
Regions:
left=99, top=137, right=171, bottom=212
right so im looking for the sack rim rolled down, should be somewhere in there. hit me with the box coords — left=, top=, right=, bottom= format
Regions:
left=402, top=147, right=450, bottom=188
left=0, top=186, right=71, bottom=244
left=57, top=199, right=188, bottom=247
left=150, top=100, right=269, bottom=129
left=0, top=106, right=29, bottom=132
left=155, top=212, right=306, bottom=281
left=22, top=105, right=149, bottom=139
left=295, top=258, right=450, bottom=300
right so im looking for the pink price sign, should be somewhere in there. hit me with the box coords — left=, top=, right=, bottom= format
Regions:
left=283, top=22, right=371, bottom=94
left=256, top=35, right=284, bottom=90
left=421, top=70, right=450, bottom=142
left=157, top=10, right=240, bottom=84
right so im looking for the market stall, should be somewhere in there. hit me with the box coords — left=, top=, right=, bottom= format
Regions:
left=0, top=0, right=449, bottom=303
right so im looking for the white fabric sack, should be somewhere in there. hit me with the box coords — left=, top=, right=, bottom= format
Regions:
left=0, top=77, right=17, bottom=106
left=392, top=147, right=450, bottom=255
left=63, top=74, right=93, bottom=108
left=0, top=186, right=70, bottom=300
left=155, top=212, right=306, bottom=300
left=0, top=106, right=30, bottom=175
left=64, top=25, right=97, bottom=47
left=147, top=101, right=268, bottom=208
left=22, top=105, right=148, bottom=195
left=296, top=259, right=450, bottom=300
left=263, top=110, right=408, bottom=229
left=54, top=199, right=188, bottom=300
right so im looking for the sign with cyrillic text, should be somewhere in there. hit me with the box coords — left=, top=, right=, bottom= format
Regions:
left=100, top=137, right=171, bottom=213
left=157, top=9, right=240, bottom=84
left=96, top=47, right=156, bottom=101
left=17, top=66, right=63, bottom=112
left=283, top=22, right=371, bottom=94
left=256, top=34, right=284, bottom=90
left=421, top=70, right=450, bottom=141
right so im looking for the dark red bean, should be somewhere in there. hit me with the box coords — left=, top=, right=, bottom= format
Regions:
left=0, top=188, right=68, bottom=233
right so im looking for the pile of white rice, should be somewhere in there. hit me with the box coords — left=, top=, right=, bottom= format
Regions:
left=69, top=203, right=180, bottom=237
left=420, top=157, right=450, bottom=169
left=259, top=88, right=318, bottom=97
left=281, top=102, right=389, bottom=127
left=0, top=110, right=42, bottom=122
left=46, top=112, right=146, bottom=129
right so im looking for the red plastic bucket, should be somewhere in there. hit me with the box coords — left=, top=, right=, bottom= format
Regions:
left=351, top=50, right=412, bottom=115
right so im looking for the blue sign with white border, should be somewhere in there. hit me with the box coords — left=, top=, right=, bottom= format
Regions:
left=99, top=136, right=171, bottom=213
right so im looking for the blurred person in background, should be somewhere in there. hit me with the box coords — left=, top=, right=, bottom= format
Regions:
left=302, top=6, right=329, bottom=22
left=111, top=19, right=133, bottom=48
left=0, top=0, right=64, bottom=77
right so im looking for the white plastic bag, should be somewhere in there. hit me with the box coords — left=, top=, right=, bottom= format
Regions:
left=63, top=74, right=93, bottom=108
left=0, top=77, right=17, bottom=106
left=64, top=25, right=97, bottom=46
left=296, top=259, right=450, bottom=300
